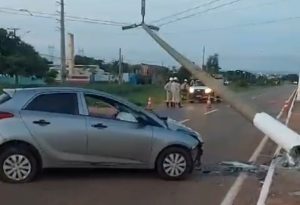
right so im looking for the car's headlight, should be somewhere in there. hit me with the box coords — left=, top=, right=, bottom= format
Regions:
left=189, top=87, right=195, bottom=93
left=205, top=88, right=212, bottom=94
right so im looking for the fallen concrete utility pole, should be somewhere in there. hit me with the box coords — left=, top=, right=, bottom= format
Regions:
left=142, top=24, right=300, bottom=161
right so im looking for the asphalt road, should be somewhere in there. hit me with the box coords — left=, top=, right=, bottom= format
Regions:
left=0, top=84, right=296, bottom=205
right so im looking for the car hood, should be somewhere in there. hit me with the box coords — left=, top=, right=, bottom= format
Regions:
left=190, top=86, right=209, bottom=90
left=166, top=118, right=204, bottom=143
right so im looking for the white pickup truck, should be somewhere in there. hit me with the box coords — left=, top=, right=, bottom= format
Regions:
left=188, top=80, right=221, bottom=103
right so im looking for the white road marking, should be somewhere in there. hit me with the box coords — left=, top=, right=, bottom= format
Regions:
left=204, top=109, right=219, bottom=115
left=180, top=119, right=190, bottom=123
left=220, top=89, right=296, bottom=205
left=256, top=90, right=297, bottom=205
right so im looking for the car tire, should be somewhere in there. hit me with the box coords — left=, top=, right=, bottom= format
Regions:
left=0, top=146, right=39, bottom=183
left=156, top=147, right=193, bottom=180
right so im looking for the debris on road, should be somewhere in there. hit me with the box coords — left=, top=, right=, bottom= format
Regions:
left=200, top=161, right=269, bottom=180
left=289, top=191, right=300, bottom=197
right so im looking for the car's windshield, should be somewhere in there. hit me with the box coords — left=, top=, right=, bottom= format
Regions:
left=193, top=81, right=205, bottom=86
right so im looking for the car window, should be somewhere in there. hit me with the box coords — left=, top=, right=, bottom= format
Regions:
left=25, top=93, right=79, bottom=115
left=85, top=94, right=119, bottom=119
left=84, top=94, right=137, bottom=123
left=195, top=81, right=205, bottom=86
left=0, top=93, right=11, bottom=105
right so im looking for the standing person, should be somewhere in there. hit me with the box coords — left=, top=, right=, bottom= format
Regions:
left=181, top=79, right=189, bottom=101
left=190, top=79, right=195, bottom=86
left=171, top=77, right=182, bottom=108
left=164, top=77, right=173, bottom=107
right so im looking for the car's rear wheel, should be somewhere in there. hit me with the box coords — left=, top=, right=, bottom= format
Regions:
left=156, top=147, right=193, bottom=180
left=0, top=146, right=39, bottom=183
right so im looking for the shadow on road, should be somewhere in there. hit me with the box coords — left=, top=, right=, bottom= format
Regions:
left=38, top=168, right=158, bottom=181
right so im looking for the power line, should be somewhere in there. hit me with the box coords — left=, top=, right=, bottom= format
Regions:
left=151, top=0, right=223, bottom=23
left=158, top=0, right=244, bottom=27
left=0, top=7, right=128, bottom=26
left=162, top=16, right=300, bottom=34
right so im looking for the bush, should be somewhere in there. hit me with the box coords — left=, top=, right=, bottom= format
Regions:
left=236, top=80, right=248, bottom=87
left=44, top=70, right=58, bottom=84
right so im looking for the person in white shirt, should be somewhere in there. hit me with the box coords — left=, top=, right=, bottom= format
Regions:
left=181, top=79, right=189, bottom=101
left=171, top=77, right=182, bottom=108
left=164, top=77, right=173, bottom=107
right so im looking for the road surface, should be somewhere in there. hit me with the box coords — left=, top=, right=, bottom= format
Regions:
left=0, top=84, right=296, bottom=205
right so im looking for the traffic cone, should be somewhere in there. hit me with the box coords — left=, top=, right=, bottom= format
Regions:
left=147, top=97, right=153, bottom=110
left=206, top=95, right=212, bottom=111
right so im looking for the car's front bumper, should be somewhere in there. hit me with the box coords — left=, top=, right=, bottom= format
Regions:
left=191, top=143, right=203, bottom=167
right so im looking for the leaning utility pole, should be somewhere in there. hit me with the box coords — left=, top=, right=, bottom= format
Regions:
left=118, top=48, right=123, bottom=84
left=60, top=0, right=66, bottom=83
left=122, top=0, right=300, bottom=162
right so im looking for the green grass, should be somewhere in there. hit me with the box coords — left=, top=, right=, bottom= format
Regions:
left=228, top=83, right=281, bottom=93
left=0, top=83, right=165, bottom=106
left=83, top=83, right=164, bottom=106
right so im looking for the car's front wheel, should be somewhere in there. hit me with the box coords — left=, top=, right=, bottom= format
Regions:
left=156, top=147, right=193, bottom=180
left=0, top=146, right=39, bottom=183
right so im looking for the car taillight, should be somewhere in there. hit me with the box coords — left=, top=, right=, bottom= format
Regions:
left=0, top=112, right=14, bottom=120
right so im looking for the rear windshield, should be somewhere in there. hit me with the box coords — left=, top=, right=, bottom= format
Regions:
left=0, top=93, right=11, bottom=105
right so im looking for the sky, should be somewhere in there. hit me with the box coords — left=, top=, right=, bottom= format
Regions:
left=1, top=0, right=300, bottom=73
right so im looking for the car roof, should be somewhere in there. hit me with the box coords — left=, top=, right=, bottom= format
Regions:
left=5, top=87, right=111, bottom=96
left=3, top=87, right=140, bottom=109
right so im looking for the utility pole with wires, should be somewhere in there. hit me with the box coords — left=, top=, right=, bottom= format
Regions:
left=118, top=48, right=123, bottom=85
left=122, top=0, right=159, bottom=31
left=58, top=0, right=66, bottom=83
left=202, top=45, right=206, bottom=70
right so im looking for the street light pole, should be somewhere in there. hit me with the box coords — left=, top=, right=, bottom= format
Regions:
left=118, top=48, right=123, bottom=85
left=60, top=0, right=66, bottom=83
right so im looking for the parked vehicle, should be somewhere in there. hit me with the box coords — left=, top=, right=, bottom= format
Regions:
left=189, top=80, right=221, bottom=103
left=0, top=87, right=203, bottom=183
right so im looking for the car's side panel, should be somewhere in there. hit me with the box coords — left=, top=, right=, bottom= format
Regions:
left=149, top=127, right=199, bottom=168
left=86, top=117, right=153, bottom=166
left=20, top=110, right=88, bottom=167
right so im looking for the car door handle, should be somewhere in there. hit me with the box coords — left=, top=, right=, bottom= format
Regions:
left=91, top=123, right=107, bottom=129
left=33, top=120, right=50, bottom=126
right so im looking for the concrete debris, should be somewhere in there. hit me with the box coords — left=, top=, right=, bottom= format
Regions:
left=220, top=161, right=269, bottom=174
left=201, top=161, right=269, bottom=180
left=289, top=191, right=300, bottom=197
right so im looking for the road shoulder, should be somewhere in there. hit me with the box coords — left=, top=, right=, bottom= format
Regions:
left=267, top=101, right=300, bottom=205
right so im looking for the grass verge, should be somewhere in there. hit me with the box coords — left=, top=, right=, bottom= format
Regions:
left=0, top=83, right=165, bottom=106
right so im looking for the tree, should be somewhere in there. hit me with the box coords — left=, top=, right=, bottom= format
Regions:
left=0, top=28, right=49, bottom=84
left=74, top=55, right=104, bottom=67
left=205, top=53, right=221, bottom=74
left=44, top=69, right=58, bottom=84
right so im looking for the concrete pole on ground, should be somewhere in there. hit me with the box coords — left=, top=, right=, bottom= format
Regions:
left=142, top=24, right=300, bottom=160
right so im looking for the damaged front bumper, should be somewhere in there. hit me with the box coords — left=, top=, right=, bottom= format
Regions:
left=192, top=143, right=203, bottom=168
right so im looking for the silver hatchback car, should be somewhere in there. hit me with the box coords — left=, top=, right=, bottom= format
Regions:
left=0, top=87, right=203, bottom=183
